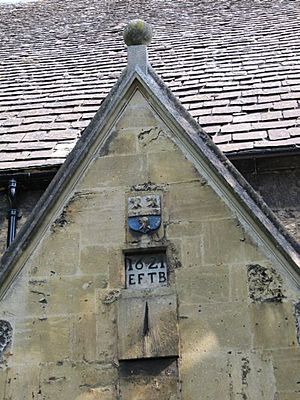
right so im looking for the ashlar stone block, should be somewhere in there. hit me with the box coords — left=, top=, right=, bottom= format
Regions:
left=228, top=351, right=276, bottom=400
left=13, top=316, right=72, bottom=364
left=5, top=364, right=40, bottom=399
left=148, top=150, right=199, bottom=184
left=179, top=302, right=251, bottom=353
left=106, top=128, right=137, bottom=155
left=202, top=218, right=248, bottom=265
left=115, top=90, right=160, bottom=130
left=229, top=264, right=249, bottom=302
left=80, top=245, right=121, bottom=285
left=72, top=312, right=97, bottom=362
left=167, top=181, right=231, bottom=224
left=176, top=263, right=230, bottom=305
left=40, top=361, right=118, bottom=400
left=271, top=349, right=300, bottom=392
left=250, top=303, right=298, bottom=349
left=180, top=353, right=231, bottom=400
left=25, top=275, right=100, bottom=317
left=79, top=154, right=148, bottom=190
left=95, top=289, right=118, bottom=362
left=0, top=368, right=8, bottom=399
left=28, top=230, right=80, bottom=277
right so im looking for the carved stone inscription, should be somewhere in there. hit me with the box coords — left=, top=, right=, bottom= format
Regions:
left=125, top=253, right=168, bottom=289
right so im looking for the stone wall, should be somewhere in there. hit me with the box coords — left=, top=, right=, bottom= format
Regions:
left=0, top=171, right=57, bottom=258
left=0, top=90, right=299, bottom=399
left=233, top=155, right=300, bottom=243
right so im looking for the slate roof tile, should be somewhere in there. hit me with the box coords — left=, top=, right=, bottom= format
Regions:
left=232, top=131, right=267, bottom=141
left=288, top=127, right=300, bottom=137
left=0, top=0, right=300, bottom=169
left=268, top=129, right=291, bottom=140
left=283, top=109, right=300, bottom=118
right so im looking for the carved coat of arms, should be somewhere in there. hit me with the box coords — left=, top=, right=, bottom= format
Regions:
left=128, top=195, right=161, bottom=234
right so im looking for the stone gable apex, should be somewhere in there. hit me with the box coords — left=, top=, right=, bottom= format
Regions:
left=0, top=45, right=299, bottom=298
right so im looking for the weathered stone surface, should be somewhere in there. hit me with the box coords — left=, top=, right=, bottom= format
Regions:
left=39, top=361, right=118, bottom=400
left=75, top=387, right=116, bottom=400
left=250, top=303, right=298, bottom=349
left=95, top=289, right=118, bottom=362
left=28, top=229, right=80, bottom=276
left=277, top=394, right=300, bottom=400
left=229, top=264, right=249, bottom=302
left=201, top=218, right=248, bottom=265
left=167, top=181, right=231, bottom=223
left=227, top=351, right=276, bottom=400
left=79, top=154, right=148, bottom=190
left=13, top=317, right=71, bottom=364
left=115, top=91, right=159, bottom=131
left=181, top=353, right=231, bottom=400
left=176, top=263, right=230, bottom=304
left=25, top=275, right=101, bottom=317
left=0, top=368, right=8, bottom=399
left=80, top=245, right=121, bottom=282
left=72, top=313, right=97, bottom=362
left=5, top=365, right=40, bottom=400
left=271, top=349, right=300, bottom=393
left=148, top=150, right=199, bottom=184
left=107, top=128, right=137, bottom=155
left=179, top=302, right=251, bottom=353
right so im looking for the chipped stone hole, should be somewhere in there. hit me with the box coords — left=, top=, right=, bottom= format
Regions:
left=0, top=320, right=13, bottom=361
left=51, top=191, right=96, bottom=231
left=51, top=209, right=69, bottom=231
left=30, top=289, right=49, bottom=306
left=130, top=181, right=168, bottom=192
left=247, top=264, right=285, bottom=303
left=138, top=127, right=163, bottom=146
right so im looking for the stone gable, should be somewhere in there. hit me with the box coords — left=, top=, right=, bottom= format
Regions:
left=0, top=81, right=299, bottom=399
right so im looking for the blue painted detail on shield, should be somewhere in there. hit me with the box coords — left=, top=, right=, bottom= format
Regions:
left=128, top=215, right=161, bottom=234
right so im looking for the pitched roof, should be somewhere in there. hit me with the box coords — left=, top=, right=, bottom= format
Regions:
left=0, top=41, right=299, bottom=297
left=0, top=0, right=300, bottom=171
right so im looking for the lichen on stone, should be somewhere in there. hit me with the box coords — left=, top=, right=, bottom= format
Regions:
left=247, top=264, right=285, bottom=302
left=123, top=19, right=153, bottom=46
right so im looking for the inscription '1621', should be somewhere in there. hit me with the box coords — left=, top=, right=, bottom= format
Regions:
left=125, top=253, right=168, bottom=289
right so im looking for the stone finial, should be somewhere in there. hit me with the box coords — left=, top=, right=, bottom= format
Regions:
left=123, top=19, right=153, bottom=46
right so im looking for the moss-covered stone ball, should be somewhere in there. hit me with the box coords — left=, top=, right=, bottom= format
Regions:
left=123, top=19, right=153, bottom=46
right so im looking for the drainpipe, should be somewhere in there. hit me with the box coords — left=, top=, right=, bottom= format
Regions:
left=7, top=179, right=18, bottom=248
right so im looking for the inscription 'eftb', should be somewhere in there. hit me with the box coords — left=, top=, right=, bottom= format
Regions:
left=125, top=253, right=168, bottom=289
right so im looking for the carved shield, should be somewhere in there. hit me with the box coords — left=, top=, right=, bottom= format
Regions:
left=128, top=195, right=161, bottom=234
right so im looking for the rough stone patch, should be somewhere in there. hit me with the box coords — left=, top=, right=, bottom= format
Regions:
left=247, top=264, right=285, bottom=302
left=294, top=302, right=300, bottom=345
left=0, top=320, right=12, bottom=361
